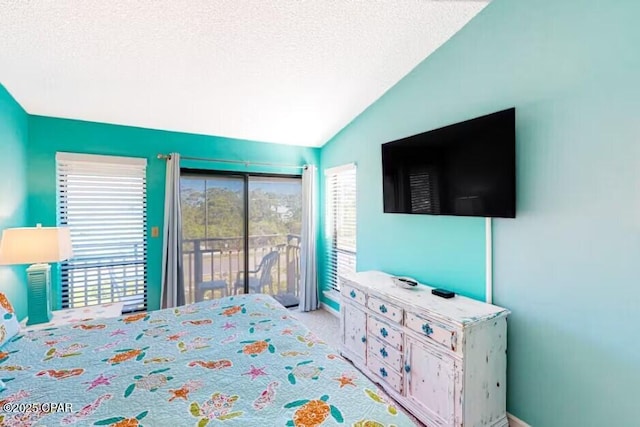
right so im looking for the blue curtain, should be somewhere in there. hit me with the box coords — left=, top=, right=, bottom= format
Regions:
left=299, top=165, right=318, bottom=311
left=161, top=153, right=185, bottom=308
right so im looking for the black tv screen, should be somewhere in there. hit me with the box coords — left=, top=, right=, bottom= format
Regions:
left=382, top=108, right=516, bottom=218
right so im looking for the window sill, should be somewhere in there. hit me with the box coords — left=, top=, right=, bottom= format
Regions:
left=322, top=289, right=340, bottom=303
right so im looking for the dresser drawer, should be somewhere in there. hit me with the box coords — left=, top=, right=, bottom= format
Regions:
left=368, top=315, right=403, bottom=350
left=368, top=336, right=403, bottom=371
left=367, top=354, right=403, bottom=394
left=367, top=295, right=403, bottom=324
left=342, top=283, right=366, bottom=306
left=406, top=311, right=459, bottom=353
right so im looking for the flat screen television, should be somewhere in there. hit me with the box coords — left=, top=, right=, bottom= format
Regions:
left=382, top=108, right=516, bottom=218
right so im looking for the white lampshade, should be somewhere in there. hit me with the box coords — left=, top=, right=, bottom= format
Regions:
left=0, top=224, right=73, bottom=265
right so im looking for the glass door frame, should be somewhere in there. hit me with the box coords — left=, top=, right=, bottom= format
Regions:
left=181, top=168, right=302, bottom=296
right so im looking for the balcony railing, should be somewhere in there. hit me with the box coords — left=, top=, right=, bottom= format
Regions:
left=62, top=242, right=146, bottom=311
left=182, top=234, right=301, bottom=306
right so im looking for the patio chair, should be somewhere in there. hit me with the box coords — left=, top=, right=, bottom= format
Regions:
left=196, top=279, right=228, bottom=302
left=108, top=266, right=143, bottom=312
left=233, top=251, right=279, bottom=295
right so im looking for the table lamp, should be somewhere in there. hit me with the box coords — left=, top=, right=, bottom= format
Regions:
left=0, top=224, right=73, bottom=325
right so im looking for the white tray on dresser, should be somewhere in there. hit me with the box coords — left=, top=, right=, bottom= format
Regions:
left=339, top=270, right=510, bottom=427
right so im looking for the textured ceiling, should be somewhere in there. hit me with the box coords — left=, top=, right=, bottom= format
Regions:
left=0, top=1, right=489, bottom=147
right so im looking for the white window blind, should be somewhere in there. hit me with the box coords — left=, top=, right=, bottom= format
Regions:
left=56, top=152, right=147, bottom=311
left=325, top=163, right=356, bottom=291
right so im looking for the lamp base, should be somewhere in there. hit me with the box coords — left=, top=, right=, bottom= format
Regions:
left=26, top=263, right=53, bottom=326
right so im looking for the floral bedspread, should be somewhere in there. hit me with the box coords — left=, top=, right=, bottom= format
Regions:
left=0, top=294, right=413, bottom=426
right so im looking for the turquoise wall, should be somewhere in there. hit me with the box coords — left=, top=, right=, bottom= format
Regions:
left=27, top=116, right=319, bottom=312
left=0, top=85, right=29, bottom=320
left=320, top=0, right=640, bottom=425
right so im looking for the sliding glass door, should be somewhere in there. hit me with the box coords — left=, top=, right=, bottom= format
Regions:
left=247, top=176, right=302, bottom=307
left=180, top=171, right=301, bottom=307
left=181, top=174, right=245, bottom=304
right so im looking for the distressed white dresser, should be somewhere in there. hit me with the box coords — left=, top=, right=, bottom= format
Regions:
left=339, top=271, right=510, bottom=427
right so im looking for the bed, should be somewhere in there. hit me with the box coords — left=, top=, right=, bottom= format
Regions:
left=0, top=294, right=414, bottom=426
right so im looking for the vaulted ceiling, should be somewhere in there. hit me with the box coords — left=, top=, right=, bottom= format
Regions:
left=0, top=1, right=489, bottom=147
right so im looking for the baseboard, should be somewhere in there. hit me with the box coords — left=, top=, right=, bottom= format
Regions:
left=320, top=302, right=340, bottom=317
left=508, top=412, right=531, bottom=427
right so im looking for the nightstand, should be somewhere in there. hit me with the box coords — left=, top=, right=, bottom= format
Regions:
left=20, top=302, right=125, bottom=331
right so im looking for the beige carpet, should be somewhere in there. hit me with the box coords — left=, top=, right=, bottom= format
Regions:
left=291, top=307, right=424, bottom=426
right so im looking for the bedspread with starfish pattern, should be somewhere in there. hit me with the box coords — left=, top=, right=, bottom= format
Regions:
left=0, top=294, right=414, bottom=427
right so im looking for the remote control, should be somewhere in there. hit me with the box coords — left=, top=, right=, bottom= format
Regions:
left=432, top=288, right=455, bottom=299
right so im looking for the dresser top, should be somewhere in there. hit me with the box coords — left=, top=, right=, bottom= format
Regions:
left=341, top=271, right=509, bottom=325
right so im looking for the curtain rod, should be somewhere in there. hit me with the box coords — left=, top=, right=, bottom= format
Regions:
left=157, top=153, right=308, bottom=170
